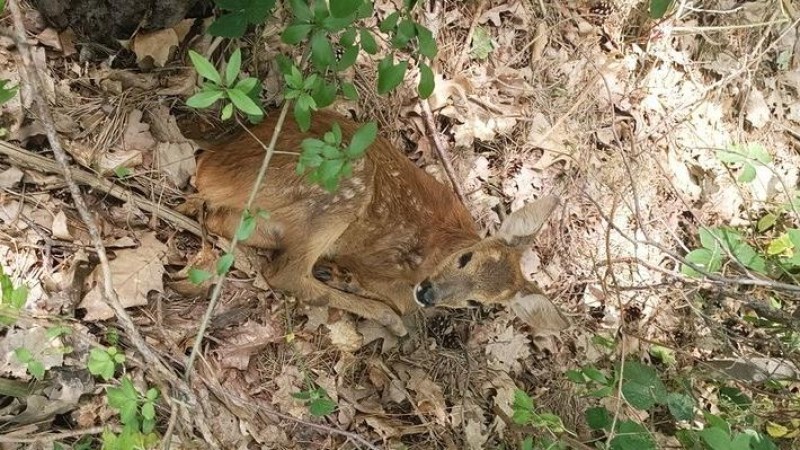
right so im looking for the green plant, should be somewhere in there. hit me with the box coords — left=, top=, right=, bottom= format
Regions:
left=292, top=385, right=337, bottom=417
left=296, top=120, right=377, bottom=192
left=186, top=48, right=263, bottom=122
left=88, top=346, right=126, bottom=381
left=682, top=227, right=767, bottom=277
left=13, top=347, right=45, bottom=379
left=208, top=0, right=276, bottom=37
left=649, top=0, right=674, bottom=19
left=716, top=144, right=772, bottom=184
left=103, top=376, right=160, bottom=449
left=0, top=265, right=28, bottom=325
left=0, top=79, right=18, bottom=106
left=512, top=389, right=566, bottom=433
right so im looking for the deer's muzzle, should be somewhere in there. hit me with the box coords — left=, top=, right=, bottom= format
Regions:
left=414, top=279, right=436, bottom=307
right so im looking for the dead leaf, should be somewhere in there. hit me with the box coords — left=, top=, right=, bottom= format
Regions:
left=485, top=322, right=530, bottom=373
left=464, top=420, right=489, bottom=450
left=327, top=317, right=363, bottom=352
left=122, top=110, right=157, bottom=153
left=132, top=29, right=179, bottom=69
left=79, top=232, right=167, bottom=321
left=0, top=167, right=24, bottom=189
left=272, top=365, right=306, bottom=418
left=745, top=88, right=770, bottom=128
left=214, top=319, right=281, bottom=370
left=51, top=210, right=72, bottom=240
left=96, top=150, right=143, bottom=176
left=357, top=320, right=398, bottom=353
left=406, top=369, right=448, bottom=424
left=156, top=141, right=197, bottom=188
left=35, top=28, right=61, bottom=50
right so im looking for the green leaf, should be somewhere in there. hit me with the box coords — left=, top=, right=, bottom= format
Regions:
left=359, top=28, right=378, bottom=54
left=666, top=392, right=695, bottom=421
left=767, top=233, right=793, bottom=256
left=377, top=57, right=407, bottom=94
left=310, top=31, right=335, bottom=70
left=700, top=427, right=733, bottom=450
left=649, top=0, right=673, bottom=18
left=188, top=268, right=212, bottom=284
left=107, top=377, right=140, bottom=426
left=330, top=0, right=361, bottom=18
left=511, top=389, right=535, bottom=424
left=282, top=23, right=313, bottom=44
left=682, top=248, right=719, bottom=277
left=565, top=369, right=585, bottom=383
left=585, top=406, right=612, bottom=430
left=288, top=0, right=313, bottom=21
left=319, top=158, right=345, bottom=182
left=757, top=213, right=777, bottom=232
left=297, top=92, right=317, bottom=112
left=418, top=62, right=434, bottom=99
left=294, top=101, right=311, bottom=131
left=347, top=122, right=377, bottom=158
left=340, top=27, right=357, bottom=46
left=146, top=387, right=159, bottom=401
left=292, top=390, right=313, bottom=400
left=520, top=436, right=534, bottom=450
left=311, top=80, right=337, bottom=108
left=610, top=420, right=655, bottom=450
left=186, top=89, right=224, bottom=109
left=217, top=253, right=234, bottom=275
left=27, top=360, right=45, bottom=379
left=46, top=325, right=72, bottom=339
left=236, top=212, right=257, bottom=241
left=88, top=347, right=115, bottom=380
left=739, top=164, right=756, bottom=183
left=225, top=48, right=242, bottom=87
left=415, top=24, right=438, bottom=58
left=622, top=380, right=657, bottom=410
left=114, top=166, right=132, bottom=178
left=748, top=143, right=772, bottom=164
left=379, top=11, right=399, bottom=33
left=341, top=82, right=358, bottom=100
left=469, top=26, right=492, bottom=60
left=208, top=12, right=248, bottom=38
left=9, top=285, right=27, bottom=309
left=228, top=88, right=263, bottom=116
left=189, top=51, right=223, bottom=85
left=718, top=386, right=752, bottom=409
left=14, top=347, right=32, bottom=363
left=582, top=366, right=609, bottom=385
left=141, top=401, right=155, bottom=421
left=336, top=43, right=359, bottom=71
left=392, top=18, right=416, bottom=47
left=221, top=102, right=234, bottom=121
left=309, top=397, right=337, bottom=416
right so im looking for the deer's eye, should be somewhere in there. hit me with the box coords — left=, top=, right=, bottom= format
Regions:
left=457, top=252, right=473, bottom=268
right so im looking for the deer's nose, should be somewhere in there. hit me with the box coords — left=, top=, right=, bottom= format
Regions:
left=415, top=279, right=435, bottom=307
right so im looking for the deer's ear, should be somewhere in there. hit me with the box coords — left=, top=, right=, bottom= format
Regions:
left=497, top=195, right=559, bottom=247
left=510, top=291, right=569, bottom=335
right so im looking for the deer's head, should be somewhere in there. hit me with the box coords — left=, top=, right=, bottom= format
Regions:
left=414, top=195, right=567, bottom=330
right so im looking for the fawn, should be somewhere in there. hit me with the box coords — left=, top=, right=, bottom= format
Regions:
left=192, top=110, right=568, bottom=336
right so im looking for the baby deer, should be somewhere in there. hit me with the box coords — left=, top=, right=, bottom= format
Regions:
left=193, top=110, right=567, bottom=336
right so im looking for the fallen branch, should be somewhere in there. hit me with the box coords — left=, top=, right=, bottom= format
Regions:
left=419, top=99, right=466, bottom=204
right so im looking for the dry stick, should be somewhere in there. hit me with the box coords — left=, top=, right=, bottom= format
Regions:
left=0, top=140, right=203, bottom=236
left=0, top=426, right=107, bottom=444
left=419, top=99, right=466, bottom=204
left=6, top=2, right=218, bottom=446
left=453, top=0, right=488, bottom=72
left=183, top=100, right=292, bottom=380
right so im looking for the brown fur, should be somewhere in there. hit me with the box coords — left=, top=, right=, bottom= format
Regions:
left=193, top=110, right=567, bottom=336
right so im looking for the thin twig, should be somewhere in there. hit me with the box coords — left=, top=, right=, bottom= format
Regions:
left=0, top=426, right=107, bottom=443
left=0, top=140, right=203, bottom=236
left=183, top=101, right=292, bottom=380
left=454, top=0, right=488, bottom=72
left=419, top=99, right=466, bottom=204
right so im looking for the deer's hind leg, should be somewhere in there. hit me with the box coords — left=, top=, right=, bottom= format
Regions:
left=268, top=218, right=408, bottom=336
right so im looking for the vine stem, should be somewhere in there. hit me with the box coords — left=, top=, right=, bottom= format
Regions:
left=183, top=100, right=292, bottom=380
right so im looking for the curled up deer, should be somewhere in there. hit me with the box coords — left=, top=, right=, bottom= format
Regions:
left=191, top=110, right=568, bottom=336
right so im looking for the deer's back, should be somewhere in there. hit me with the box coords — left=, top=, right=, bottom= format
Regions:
left=195, top=110, right=478, bottom=295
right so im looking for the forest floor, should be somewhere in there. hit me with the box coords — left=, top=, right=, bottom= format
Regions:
left=1, top=0, right=800, bottom=449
